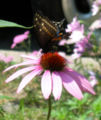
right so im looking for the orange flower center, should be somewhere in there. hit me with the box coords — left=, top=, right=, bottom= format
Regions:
left=40, top=52, right=66, bottom=71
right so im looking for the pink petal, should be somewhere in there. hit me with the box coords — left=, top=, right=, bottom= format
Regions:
left=59, top=39, right=67, bottom=46
left=3, top=56, right=13, bottom=63
left=64, top=67, right=95, bottom=95
left=24, top=31, right=30, bottom=35
left=52, top=72, right=62, bottom=100
left=13, top=34, right=28, bottom=44
left=71, top=53, right=81, bottom=60
left=11, top=43, right=16, bottom=49
left=68, top=31, right=85, bottom=44
left=59, top=71, right=83, bottom=100
left=21, top=55, right=38, bottom=60
left=89, top=19, right=101, bottom=30
left=89, top=78, right=98, bottom=87
left=3, top=60, right=34, bottom=73
left=5, top=66, right=35, bottom=83
left=92, top=4, right=99, bottom=16
left=66, top=17, right=80, bottom=32
left=41, top=70, right=52, bottom=99
left=17, top=68, right=42, bottom=93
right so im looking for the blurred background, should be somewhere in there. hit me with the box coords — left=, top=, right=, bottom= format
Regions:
left=1, top=1, right=101, bottom=120
left=0, top=0, right=98, bottom=50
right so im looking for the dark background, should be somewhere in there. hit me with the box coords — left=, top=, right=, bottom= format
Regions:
left=0, top=0, right=64, bottom=50
left=0, top=0, right=91, bottom=50
left=0, top=0, right=33, bottom=26
left=0, top=0, right=34, bottom=50
left=0, top=0, right=90, bottom=27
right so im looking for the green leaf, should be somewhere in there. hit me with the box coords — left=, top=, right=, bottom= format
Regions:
left=92, top=96, right=101, bottom=115
left=0, top=20, right=33, bottom=29
left=0, top=95, right=13, bottom=100
left=79, top=20, right=89, bottom=26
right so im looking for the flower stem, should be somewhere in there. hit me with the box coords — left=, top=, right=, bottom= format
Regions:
left=47, top=96, right=52, bottom=120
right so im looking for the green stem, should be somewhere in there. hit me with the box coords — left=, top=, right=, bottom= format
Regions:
left=47, top=97, right=52, bottom=120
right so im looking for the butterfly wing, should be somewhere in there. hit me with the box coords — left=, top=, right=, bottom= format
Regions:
left=33, top=12, right=57, bottom=50
left=33, top=11, right=70, bottom=53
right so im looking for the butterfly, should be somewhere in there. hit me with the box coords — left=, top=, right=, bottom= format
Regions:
left=33, top=11, right=69, bottom=53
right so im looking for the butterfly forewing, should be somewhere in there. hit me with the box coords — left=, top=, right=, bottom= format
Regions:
left=33, top=12, right=57, bottom=49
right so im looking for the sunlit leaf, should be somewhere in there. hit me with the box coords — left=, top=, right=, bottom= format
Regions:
left=0, top=20, right=33, bottom=29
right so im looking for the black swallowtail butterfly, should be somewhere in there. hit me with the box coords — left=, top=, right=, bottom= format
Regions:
left=33, top=11, right=69, bottom=53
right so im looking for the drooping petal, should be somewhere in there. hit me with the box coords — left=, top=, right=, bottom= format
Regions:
left=59, top=71, right=83, bottom=100
left=21, top=55, right=39, bottom=60
left=17, top=68, right=42, bottom=93
left=3, top=60, right=35, bottom=73
left=52, top=71, right=62, bottom=100
left=21, top=49, right=42, bottom=60
left=64, top=67, right=95, bottom=95
left=41, top=70, right=52, bottom=99
left=5, top=66, right=35, bottom=83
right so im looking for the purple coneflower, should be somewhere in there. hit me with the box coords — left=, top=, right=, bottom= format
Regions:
left=59, top=17, right=85, bottom=46
left=0, top=54, right=13, bottom=63
left=4, top=51, right=95, bottom=100
left=70, top=32, right=92, bottom=60
left=11, top=31, right=30, bottom=49
left=92, top=4, right=99, bottom=16
left=92, top=0, right=101, bottom=16
left=89, top=18, right=101, bottom=31
left=88, top=71, right=98, bottom=87
left=65, top=17, right=81, bottom=33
